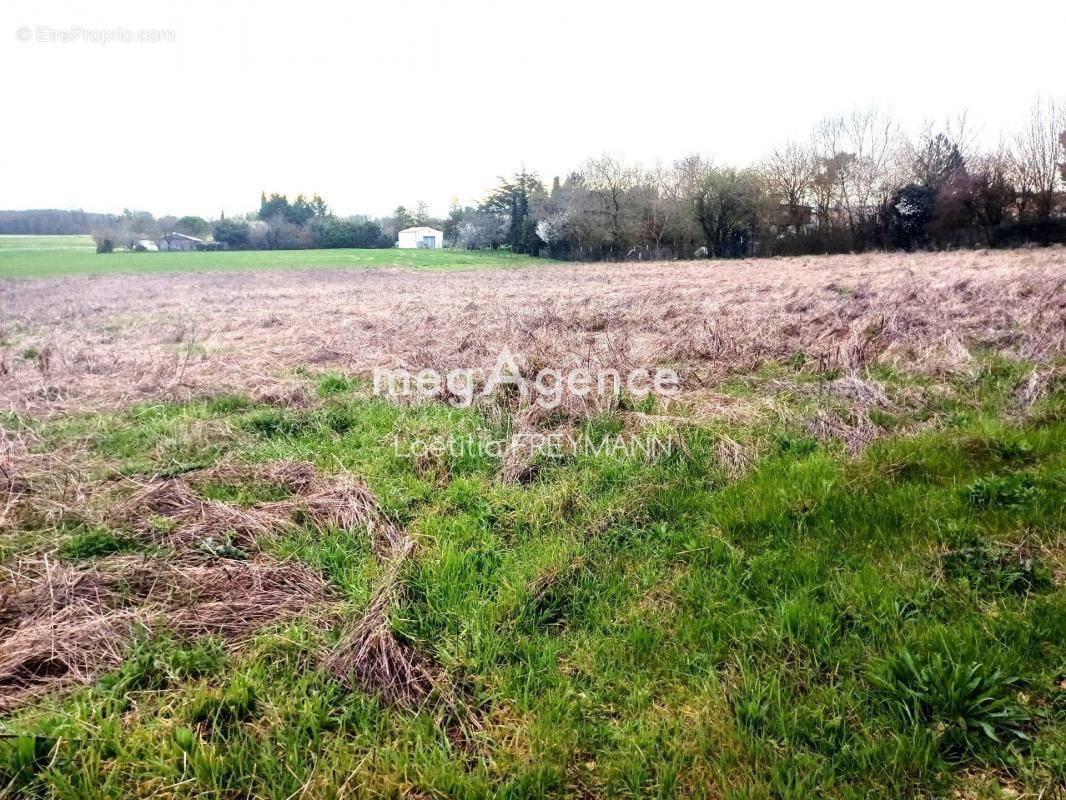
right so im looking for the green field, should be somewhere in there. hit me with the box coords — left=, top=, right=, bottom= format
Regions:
left=0, top=235, right=549, bottom=278
left=3, top=361, right=1065, bottom=798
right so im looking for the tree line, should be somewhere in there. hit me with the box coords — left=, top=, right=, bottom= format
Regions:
left=464, top=100, right=1066, bottom=259
left=84, top=194, right=428, bottom=253
left=7, top=99, right=1064, bottom=259
left=0, top=209, right=118, bottom=236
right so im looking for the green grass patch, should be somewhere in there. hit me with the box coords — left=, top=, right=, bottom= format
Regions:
left=4, top=366, right=1064, bottom=798
left=0, top=235, right=555, bottom=279
left=60, top=526, right=140, bottom=560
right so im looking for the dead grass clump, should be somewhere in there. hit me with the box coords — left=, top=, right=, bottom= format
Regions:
left=499, top=436, right=541, bottom=484
left=1014, top=368, right=1062, bottom=413
left=3, top=458, right=430, bottom=711
left=320, top=482, right=437, bottom=708
left=681, top=390, right=781, bottom=425
left=190, top=459, right=319, bottom=494
left=324, top=566, right=434, bottom=707
left=113, top=477, right=203, bottom=519
left=1, top=455, right=33, bottom=529
left=0, top=555, right=332, bottom=712
left=664, top=318, right=779, bottom=375
left=880, top=330, right=976, bottom=378
left=821, top=375, right=891, bottom=409
left=252, top=382, right=314, bottom=409
left=161, top=558, right=331, bottom=641
left=296, top=485, right=408, bottom=557
left=715, top=435, right=753, bottom=478
left=498, top=415, right=564, bottom=485
left=820, top=324, right=885, bottom=373
left=178, top=501, right=284, bottom=547
left=927, top=330, right=977, bottom=377
left=805, top=409, right=883, bottom=453
left=1, top=445, right=91, bottom=533
left=112, top=462, right=403, bottom=554
left=1, top=557, right=125, bottom=628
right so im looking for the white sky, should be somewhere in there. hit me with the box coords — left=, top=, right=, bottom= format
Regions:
left=2, top=0, right=1063, bottom=219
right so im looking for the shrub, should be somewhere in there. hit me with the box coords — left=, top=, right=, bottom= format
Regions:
left=240, top=409, right=314, bottom=438
left=212, top=218, right=251, bottom=249
left=990, top=438, right=1034, bottom=464
left=873, top=649, right=1031, bottom=756
left=197, top=536, right=248, bottom=560
left=941, top=542, right=1053, bottom=596
left=98, top=636, right=226, bottom=695
left=966, top=473, right=1038, bottom=508
left=324, top=408, right=356, bottom=434
left=310, top=217, right=385, bottom=249
left=990, top=218, right=1066, bottom=248
left=775, top=433, right=819, bottom=456
left=61, top=528, right=138, bottom=559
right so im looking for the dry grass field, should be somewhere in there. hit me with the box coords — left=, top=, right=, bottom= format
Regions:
left=3, top=248, right=1062, bottom=415
left=1, top=248, right=1064, bottom=799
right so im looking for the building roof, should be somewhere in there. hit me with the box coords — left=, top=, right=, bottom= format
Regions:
left=165, top=232, right=205, bottom=242
left=399, top=226, right=443, bottom=235
left=770, top=203, right=813, bottom=227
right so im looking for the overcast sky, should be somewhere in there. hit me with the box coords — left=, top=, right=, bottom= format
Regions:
left=2, top=0, right=1063, bottom=219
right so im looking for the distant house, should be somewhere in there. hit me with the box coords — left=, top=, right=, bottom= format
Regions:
left=397, top=226, right=444, bottom=249
left=769, top=203, right=816, bottom=236
left=158, top=232, right=205, bottom=251
left=133, top=239, right=159, bottom=252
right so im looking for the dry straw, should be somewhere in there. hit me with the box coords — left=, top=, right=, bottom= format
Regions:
left=0, top=460, right=438, bottom=711
left=1, top=249, right=1062, bottom=416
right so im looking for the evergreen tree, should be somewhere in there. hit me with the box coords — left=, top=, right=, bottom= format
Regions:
left=482, top=170, right=545, bottom=254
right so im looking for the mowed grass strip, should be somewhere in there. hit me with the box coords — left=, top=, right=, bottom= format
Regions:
left=0, top=235, right=552, bottom=278
left=1, top=361, right=1063, bottom=798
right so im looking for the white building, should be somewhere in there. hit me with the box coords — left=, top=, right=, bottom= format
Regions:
left=397, top=226, right=444, bottom=249
left=158, top=232, right=205, bottom=251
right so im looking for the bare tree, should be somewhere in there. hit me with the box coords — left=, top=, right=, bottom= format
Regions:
left=762, top=142, right=816, bottom=231
left=582, top=155, right=641, bottom=250
left=969, top=147, right=1016, bottom=239
left=1060, top=130, right=1066, bottom=184
left=636, top=163, right=687, bottom=249
left=809, top=153, right=851, bottom=231
left=536, top=173, right=609, bottom=253
left=456, top=209, right=508, bottom=249
left=813, top=108, right=902, bottom=234
left=1010, top=98, right=1065, bottom=219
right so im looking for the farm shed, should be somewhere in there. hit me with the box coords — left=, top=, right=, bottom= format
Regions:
left=397, top=226, right=444, bottom=249
left=158, top=232, right=205, bottom=251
